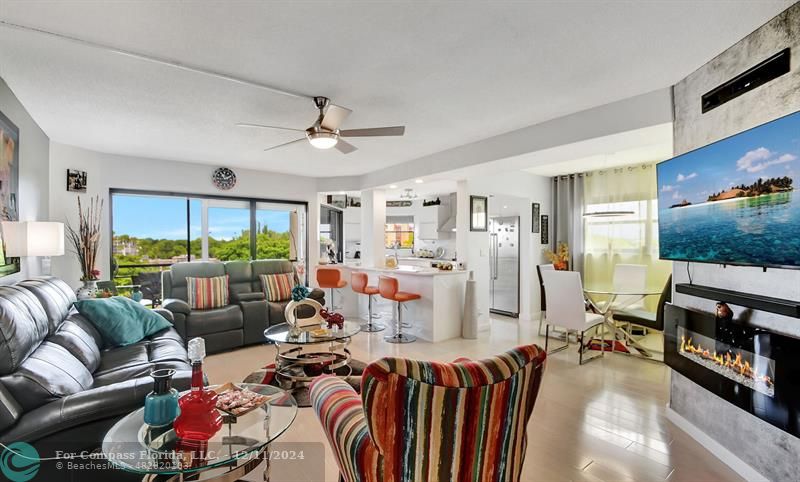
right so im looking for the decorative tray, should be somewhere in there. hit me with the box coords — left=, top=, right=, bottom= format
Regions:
left=309, top=328, right=332, bottom=338
left=214, top=382, right=274, bottom=417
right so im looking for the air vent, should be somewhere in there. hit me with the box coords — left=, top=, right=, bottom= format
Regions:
left=701, top=48, right=790, bottom=113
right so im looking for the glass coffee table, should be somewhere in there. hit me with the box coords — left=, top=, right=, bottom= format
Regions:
left=264, top=321, right=361, bottom=388
left=102, top=384, right=296, bottom=481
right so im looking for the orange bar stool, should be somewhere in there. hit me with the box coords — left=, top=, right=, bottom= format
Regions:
left=378, top=276, right=420, bottom=344
left=351, top=272, right=385, bottom=333
left=317, top=268, right=347, bottom=310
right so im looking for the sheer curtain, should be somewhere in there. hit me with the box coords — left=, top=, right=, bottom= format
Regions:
left=552, top=174, right=584, bottom=274
left=582, top=165, right=671, bottom=306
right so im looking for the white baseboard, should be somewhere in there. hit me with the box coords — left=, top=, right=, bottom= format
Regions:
left=665, top=406, right=767, bottom=482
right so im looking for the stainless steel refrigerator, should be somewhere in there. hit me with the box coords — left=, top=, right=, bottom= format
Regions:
left=489, top=216, right=520, bottom=317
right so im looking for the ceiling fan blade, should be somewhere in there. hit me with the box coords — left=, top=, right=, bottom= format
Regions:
left=264, top=137, right=307, bottom=152
left=335, top=139, right=358, bottom=154
left=339, top=126, right=405, bottom=137
left=320, top=104, right=352, bottom=131
left=237, top=123, right=305, bottom=132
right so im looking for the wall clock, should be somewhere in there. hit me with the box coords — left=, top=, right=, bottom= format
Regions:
left=212, top=167, right=237, bottom=190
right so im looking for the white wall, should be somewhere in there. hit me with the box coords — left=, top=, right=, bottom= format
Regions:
left=0, top=77, right=50, bottom=283
left=457, top=170, right=551, bottom=325
left=359, top=189, right=385, bottom=268
left=48, top=143, right=320, bottom=286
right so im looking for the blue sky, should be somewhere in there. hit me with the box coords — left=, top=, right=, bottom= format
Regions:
left=657, top=111, right=800, bottom=208
left=113, top=196, right=290, bottom=240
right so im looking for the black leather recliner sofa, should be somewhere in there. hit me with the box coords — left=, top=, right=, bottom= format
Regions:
left=0, top=276, right=192, bottom=480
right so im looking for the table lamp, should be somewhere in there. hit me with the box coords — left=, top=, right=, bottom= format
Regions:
left=1, top=221, right=65, bottom=275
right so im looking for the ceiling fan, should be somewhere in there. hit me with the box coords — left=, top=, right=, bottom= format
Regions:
left=237, top=96, right=405, bottom=154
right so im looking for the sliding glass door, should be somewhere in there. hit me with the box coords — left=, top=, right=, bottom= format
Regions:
left=207, top=199, right=252, bottom=261
left=111, top=190, right=307, bottom=286
left=256, top=202, right=303, bottom=261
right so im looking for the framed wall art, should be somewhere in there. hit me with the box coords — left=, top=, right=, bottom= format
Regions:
left=540, top=214, right=549, bottom=244
left=470, top=195, right=488, bottom=232
left=67, top=169, right=87, bottom=193
left=531, top=203, right=540, bottom=233
left=327, top=194, right=346, bottom=209
left=0, top=109, right=20, bottom=277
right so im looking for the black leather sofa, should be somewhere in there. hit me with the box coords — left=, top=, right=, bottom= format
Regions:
left=0, top=277, right=192, bottom=481
left=162, top=259, right=324, bottom=354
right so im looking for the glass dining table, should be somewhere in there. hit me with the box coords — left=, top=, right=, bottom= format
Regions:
left=583, top=287, right=663, bottom=358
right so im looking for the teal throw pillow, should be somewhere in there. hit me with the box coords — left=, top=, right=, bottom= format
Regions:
left=74, top=296, right=172, bottom=347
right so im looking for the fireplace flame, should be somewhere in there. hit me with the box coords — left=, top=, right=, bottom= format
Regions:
left=680, top=335, right=773, bottom=389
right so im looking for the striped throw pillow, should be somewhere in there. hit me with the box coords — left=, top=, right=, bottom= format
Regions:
left=260, top=273, right=294, bottom=302
left=186, top=275, right=229, bottom=310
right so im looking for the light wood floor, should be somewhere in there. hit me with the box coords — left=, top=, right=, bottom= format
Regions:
left=205, top=316, right=742, bottom=482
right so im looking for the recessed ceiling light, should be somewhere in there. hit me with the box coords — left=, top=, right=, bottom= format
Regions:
left=503, top=205, right=508, bottom=209
left=389, top=184, right=398, bottom=189
left=415, top=179, right=424, bottom=184
left=338, top=191, right=346, bottom=195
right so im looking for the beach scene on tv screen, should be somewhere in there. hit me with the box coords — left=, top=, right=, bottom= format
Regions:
left=658, top=111, right=800, bottom=267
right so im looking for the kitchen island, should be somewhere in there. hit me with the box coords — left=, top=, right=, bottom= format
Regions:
left=312, top=263, right=468, bottom=342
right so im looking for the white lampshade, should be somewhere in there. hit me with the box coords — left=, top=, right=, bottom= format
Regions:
left=1, top=221, right=65, bottom=257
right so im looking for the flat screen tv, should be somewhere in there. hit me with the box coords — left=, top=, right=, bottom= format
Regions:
left=657, top=109, right=800, bottom=269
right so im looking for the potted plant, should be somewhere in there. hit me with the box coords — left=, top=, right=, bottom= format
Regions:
left=544, top=242, right=570, bottom=271
left=66, top=196, right=103, bottom=299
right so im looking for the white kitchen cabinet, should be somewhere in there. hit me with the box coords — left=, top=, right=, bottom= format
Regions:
left=418, top=221, right=439, bottom=240
left=344, top=223, right=361, bottom=241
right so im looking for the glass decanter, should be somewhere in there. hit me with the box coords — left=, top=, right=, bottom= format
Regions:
left=173, top=338, right=223, bottom=441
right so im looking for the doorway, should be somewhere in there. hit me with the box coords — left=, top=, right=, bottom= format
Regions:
left=320, top=205, right=343, bottom=263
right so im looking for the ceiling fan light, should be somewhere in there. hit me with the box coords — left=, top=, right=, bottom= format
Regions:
left=307, top=131, right=338, bottom=149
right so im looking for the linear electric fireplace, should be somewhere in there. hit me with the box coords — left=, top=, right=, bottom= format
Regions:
left=664, top=303, right=800, bottom=437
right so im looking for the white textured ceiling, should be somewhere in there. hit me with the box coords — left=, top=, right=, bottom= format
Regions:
left=0, top=1, right=793, bottom=177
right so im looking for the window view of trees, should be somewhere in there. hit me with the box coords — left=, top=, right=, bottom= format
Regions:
left=114, top=225, right=290, bottom=265
left=111, top=192, right=299, bottom=287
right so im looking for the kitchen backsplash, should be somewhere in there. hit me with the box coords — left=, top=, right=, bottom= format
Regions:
left=345, top=239, right=456, bottom=260
left=414, top=238, right=456, bottom=259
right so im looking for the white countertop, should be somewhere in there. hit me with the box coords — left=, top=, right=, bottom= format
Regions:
left=317, top=263, right=467, bottom=276
left=397, top=256, right=443, bottom=261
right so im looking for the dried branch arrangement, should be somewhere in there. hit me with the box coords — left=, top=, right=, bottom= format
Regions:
left=66, top=196, right=103, bottom=281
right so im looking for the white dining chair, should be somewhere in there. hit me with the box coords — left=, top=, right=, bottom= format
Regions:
left=541, top=270, right=606, bottom=365
left=536, top=263, right=555, bottom=336
left=612, top=264, right=647, bottom=310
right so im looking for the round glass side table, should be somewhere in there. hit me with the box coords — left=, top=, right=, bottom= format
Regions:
left=264, top=321, right=361, bottom=388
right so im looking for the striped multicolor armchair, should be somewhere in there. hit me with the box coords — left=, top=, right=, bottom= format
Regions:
left=310, top=344, right=546, bottom=482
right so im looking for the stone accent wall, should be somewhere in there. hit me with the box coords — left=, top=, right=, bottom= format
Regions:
left=670, top=4, right=800, bottom=480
